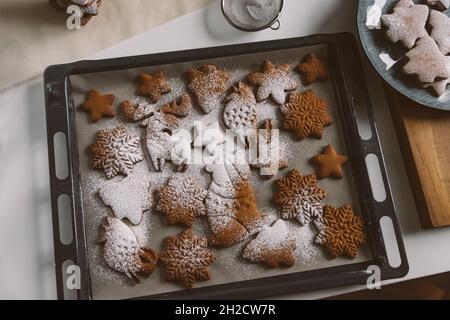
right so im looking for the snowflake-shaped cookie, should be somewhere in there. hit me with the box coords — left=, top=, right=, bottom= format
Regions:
left=160, top=229, right=215, bottom=288
left=273, top=169, right=326, bottom=225
left=98, top=177, right=152, bottom=225
left=280, top=90, right=332, bottom=140
left=381, top=3, right=429, bottom=49
left=247, top=60, right=298, bottom=105
left=89, top=125, right=143, bottom=179
left=156, top=175, right=207, bottom=227
left=315, top=205, right=367, bottom=259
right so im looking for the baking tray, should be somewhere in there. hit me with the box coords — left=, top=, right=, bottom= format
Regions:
left=44, top=33, right=408, bottom=300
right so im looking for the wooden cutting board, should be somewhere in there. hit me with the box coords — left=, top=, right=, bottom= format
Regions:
left=385, top=85, right=450, bottom=228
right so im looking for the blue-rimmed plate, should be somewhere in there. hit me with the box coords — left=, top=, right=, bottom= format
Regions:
left=357, top=0, right=450, bottom=110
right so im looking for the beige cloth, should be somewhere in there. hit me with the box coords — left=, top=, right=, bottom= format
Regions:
left=0, top=0, right=210, bottom=90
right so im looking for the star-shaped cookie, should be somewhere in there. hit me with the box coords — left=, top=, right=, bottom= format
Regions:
left=280, top=90, right=332, bottom=140
left=81, top=90, right=116, bottom=122
left=137, top=71, right=171, bottom=103
left=404, top=35, right=450, bottom=83
left=381, top=3, right=429, bottom=49
left=422, top=56, right=450, bottom=96
left=247, top=60, right=298, bottom=105
left=156, top=175, right=207, bottom=227
left=297, top=54, right=329, bottom=85
left=429, top=10, right=450, bottom=55
left=312, top=144, right=348, bottom=179
left=159, top=229, right=215, bottom=288
left=315, top=205, right=366, bottom=259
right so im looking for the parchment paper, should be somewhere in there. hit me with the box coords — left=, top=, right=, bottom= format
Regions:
left=0, top=0, right=210, bottom=90
left=70, top=45, right=373, bottom=300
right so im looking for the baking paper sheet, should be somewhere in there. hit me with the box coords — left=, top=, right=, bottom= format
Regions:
left=70, top=44, right=373, bottom=300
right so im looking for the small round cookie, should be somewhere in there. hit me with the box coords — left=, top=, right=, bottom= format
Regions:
left=381, top=2, right=429, bottom=49
left=156, top=175, right=207, bottom=227
left=89, top=125, right=143, bottom=179
left=98, top=217, right=158, bottom=284
left=242, top=219, right=297, bottom=268
left=247, top=60, right=298, bottom=105
left=159, top=229, right=215, bottom=289
left=312, top=144, right=348, bottom=179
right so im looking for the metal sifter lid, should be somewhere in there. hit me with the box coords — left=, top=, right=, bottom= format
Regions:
left=221, top=0, right=284, bottom=32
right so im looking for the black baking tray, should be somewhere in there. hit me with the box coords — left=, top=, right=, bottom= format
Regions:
left=44, top=33, right=408, bottom=300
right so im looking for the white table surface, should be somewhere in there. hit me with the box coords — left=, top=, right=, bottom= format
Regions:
left=1, top=0, right=449, bottom=300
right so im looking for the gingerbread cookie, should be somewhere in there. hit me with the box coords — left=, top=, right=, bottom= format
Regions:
left=223, top=82, right=258, bottom=141
left=137, top=72, right=171, bottom=103
left=156, top=175, right=207, bottom=227
left=429, top=10, right=450, bottom=55
left=381, top=3, right=429, bottom=49
left=403, top=35, right=450, bottom=83
left=242, top=219, right=296, bottom=268
left=145, top=112, right=182, bottom=172
left=297, top=54, right=329, bottom=85
left=251, top=119, right=289, bottom=179
left=89, top=126, right=143, bottom=179
left=186, top=64, right=229, bottom=114
left=312, top=144, right=348, bottom=179
left=273, top=169, right=326, bottom=226
left=425, top=0, right=450, bottom=11
left=120, top=99, right=156, bottom=123
left=205, top=158, right=266, bottom=247
left=159, top=229, right=215, bottom=288
left=280, top=90, right=332, bottom=140
left=315, top=205, right=367, bottom=259
left=247, top=60, right=298, bottom=105
left=98, top=217, right=158, bottom=284
left=422, top=57, right=450, bottom=96
left=81, top=90, right=116, bottom=122
left=98, top=178, right=152, bottom=226
left=160, top=94, right=192, bottom=117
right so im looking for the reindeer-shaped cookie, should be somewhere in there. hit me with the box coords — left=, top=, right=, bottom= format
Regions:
left=120, top=94, right=192, bottom=172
